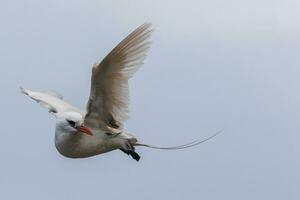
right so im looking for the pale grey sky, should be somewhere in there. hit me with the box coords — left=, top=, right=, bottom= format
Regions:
left=0, top=0, right=299, bottom=199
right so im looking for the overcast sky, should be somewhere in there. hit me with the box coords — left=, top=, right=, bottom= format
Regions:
left=1, top=0, right=299, bottom=199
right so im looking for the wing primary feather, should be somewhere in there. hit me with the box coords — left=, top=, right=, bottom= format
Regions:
left=21, top=87, right=81, bottom=115
left=111, top=23, right=153, bottom=56
left=84, top=23, right=153, bottom=128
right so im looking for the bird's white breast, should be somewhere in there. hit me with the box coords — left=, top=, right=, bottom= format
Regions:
left=54, top=125, right=120, bottom=158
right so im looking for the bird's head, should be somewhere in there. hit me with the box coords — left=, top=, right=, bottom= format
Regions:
left=56, top=112, right=93, bottom=136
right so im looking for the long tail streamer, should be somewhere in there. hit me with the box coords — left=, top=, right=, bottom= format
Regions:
left=135, top=129, right=223, bottom=150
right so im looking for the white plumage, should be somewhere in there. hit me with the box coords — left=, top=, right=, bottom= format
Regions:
left=21, top=23, right=220, bottom=161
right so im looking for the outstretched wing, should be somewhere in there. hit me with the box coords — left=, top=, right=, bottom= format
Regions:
left=84, top=23, right=153, bottom=129
left=20, top=87, right=81, bottom=115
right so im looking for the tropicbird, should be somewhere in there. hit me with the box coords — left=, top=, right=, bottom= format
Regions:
left=21, top=23, right=221, bottom=161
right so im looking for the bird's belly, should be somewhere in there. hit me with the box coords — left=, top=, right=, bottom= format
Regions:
left=55, top=135, right=120, bottom=158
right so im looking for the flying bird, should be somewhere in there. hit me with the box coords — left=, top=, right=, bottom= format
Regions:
left=21, top=23, right=220, bottom=161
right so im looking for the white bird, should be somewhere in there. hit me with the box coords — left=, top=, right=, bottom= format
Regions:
left=21, top=23, right=221, bottom=161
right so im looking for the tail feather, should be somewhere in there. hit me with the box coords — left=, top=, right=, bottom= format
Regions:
left=134, top=129, right=223, bottom=150
left=119, top=129, right=222, bottom=161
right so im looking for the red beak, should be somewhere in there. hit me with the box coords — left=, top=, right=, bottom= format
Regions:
left=79, top=125, right=93, bottom=136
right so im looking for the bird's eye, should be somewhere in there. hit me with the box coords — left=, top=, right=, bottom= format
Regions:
left=67, top=120, right=76, bottom=127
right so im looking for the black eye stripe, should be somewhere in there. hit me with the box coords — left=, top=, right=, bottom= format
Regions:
left=67, top=120, right=76, bottom=127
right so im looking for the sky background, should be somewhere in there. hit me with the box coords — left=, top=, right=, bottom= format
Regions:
left=1, top=0, right=300, bottom=199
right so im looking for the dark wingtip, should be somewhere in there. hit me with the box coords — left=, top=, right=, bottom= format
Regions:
left=19, top=87, right=28, bottom=95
